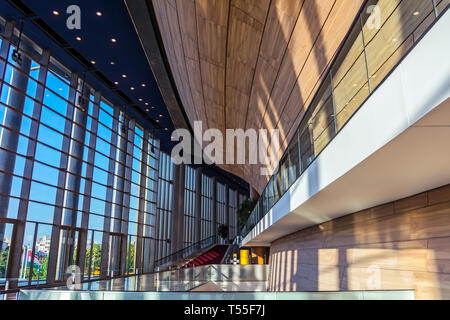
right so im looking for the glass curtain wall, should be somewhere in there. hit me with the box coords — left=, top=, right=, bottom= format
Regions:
left=0, top=19, right=161, bottom=287
left=0, top=16, right=245, bottom=288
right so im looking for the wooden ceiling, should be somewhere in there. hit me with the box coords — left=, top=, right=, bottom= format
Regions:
left=151, top=0, right=364, bottom=194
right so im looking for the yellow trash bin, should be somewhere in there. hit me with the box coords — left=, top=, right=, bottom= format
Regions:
left=240, top=249, right=249, bottom=265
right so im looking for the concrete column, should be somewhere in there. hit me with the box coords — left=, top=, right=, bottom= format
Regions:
left=62, top=79, right=90, bottom=227
left=101, top=112, right=133, bottom=277
left=194, top=167, right=202, bottom=243
left=120, top=118, right=135, bottom=274
left=47, top=72, right=79, bottom=283
left=0, top=21, right=31, bottom=218
left=2, top=22, right=50, bottom=288
left=78, top=91, right=101, bottom=280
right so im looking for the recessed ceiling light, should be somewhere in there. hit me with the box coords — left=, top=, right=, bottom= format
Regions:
left=111, top=38, right=117, bottom=43
left=76, top=36, right=82, bottom=41
left=139, top=98, right=143, bottom=102
left=145, top=103, right=149, bottom=106
left=91, top=61, right=96, bottom=65
left=156, top=120, right=159, bottom=123
left=122, top=74, right=127, bottom=78
left=164, top=128, right=168, bottom=131
left=141, top=83, right=146, bottom=87
left=159, top=114, right=163, bottom=118
left=392, top=38, right=397, bottom=42
left=130, top=87, right=135, bottom=90
left=110, top=61, right=115, bottom=65
left=413, top=11, right=420, bottom=16
left=53, top=11, right=60, bottom=16
left=96, top=11, right=102, bottom=16
left=114, top=81, right=119, bottom=85
left=146, top=109, right=149, bottom=112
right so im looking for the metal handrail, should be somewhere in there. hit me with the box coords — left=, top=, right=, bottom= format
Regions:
left=154, top=235, right=218, bottom=267
left=220, top=238, right=239, bottom=264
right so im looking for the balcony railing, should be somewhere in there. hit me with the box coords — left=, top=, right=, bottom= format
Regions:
left=241, top=0, right=449, bottom=239
left=154, top=235, right=218, bottom=267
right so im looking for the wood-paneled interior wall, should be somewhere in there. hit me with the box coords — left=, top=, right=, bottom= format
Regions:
left=268, top=184, right=450, bottom=299
left=151, top=0, right=364, bottom=193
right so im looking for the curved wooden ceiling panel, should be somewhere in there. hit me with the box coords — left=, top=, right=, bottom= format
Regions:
left=151, top=0, right=364, bottom=194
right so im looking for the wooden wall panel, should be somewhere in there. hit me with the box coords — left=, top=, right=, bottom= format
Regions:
left=276, top=0, right=363, bottom=157
left=176, top=0, right=208, bottom=127
left=196, top=0, right=229, bottom=138
left=151, top=0, right=364, bottom=193
left=244, top=0, right=304, bottom=141
left=152, top=0, right=196, bottom=125
left=269, top=185, right=450, bottom=299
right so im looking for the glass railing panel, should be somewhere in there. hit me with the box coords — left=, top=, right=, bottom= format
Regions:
left=299, top=125, right=314, bottom=171
left=279, top=155, right=290, bottom=194
left=332, top=25, right=369, bottom=131
left=287, top=134, right=300, bottom=185
left=310, top=74, right=335, bottom=155
left=362, top=0, right=402, bottom=44
left=364, top=0, right=434, bottom=91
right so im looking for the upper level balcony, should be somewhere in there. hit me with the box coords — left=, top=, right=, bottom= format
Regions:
left=241, top=1, right=450, bottom=247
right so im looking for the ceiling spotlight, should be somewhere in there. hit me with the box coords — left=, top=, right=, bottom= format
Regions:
left=139, top=98, right=143, bottom=102
left=76, top=36, right=82, bottom=41
left=110, top=61, right=115, bottom=65
left=91, top=61, right=96, bottom=65
left=122, top=74, right=127, bottom=78
left=145, top=102, right=149, bottom=106
left=164, top=128, right=168, bottom=131
left=130, top=87, right=135, bottom=90
left=159, top=114, right=163, bottom=118
left=114, top=81, right=119, bottom=85
left=413, top=11, right=420, bottom=16
left=141, top=83, right=146, bottom=87
left=96, top=11, right=103, bottom=16
left=53, top=10, right=60, bottom=16
left=156, top=120, right=159, bottom=123
left=111, top=38, right=117, bottom=43
left=146, top=109, right=149, bottom=112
